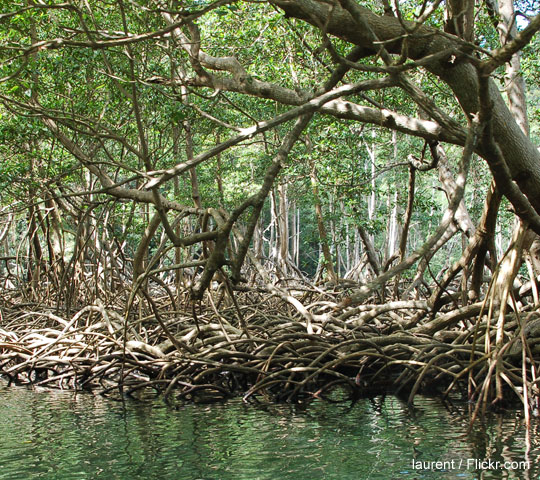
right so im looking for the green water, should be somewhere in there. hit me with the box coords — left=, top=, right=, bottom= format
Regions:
left=1, top=384, right=538, bottom=479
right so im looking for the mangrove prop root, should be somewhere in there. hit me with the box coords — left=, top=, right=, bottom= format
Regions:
left=1, top=288, right=538, bottom=407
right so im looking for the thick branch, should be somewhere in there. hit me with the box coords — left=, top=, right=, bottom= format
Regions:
left=145, top=76, right=397, bottom=189
left=272, top=0, right=540, bottom=216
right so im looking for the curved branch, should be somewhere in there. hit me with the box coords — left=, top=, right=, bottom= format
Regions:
left=145, top=76, right=397, bottom=189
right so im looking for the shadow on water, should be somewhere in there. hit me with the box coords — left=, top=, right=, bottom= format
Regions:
left=1, top=383, right=539, bottom=479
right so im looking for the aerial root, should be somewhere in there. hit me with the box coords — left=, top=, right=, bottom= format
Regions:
left=1, top=290, right=539, bottom=407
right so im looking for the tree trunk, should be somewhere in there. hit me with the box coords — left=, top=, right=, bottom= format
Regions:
left=277, top=181, right=290, bottom=275
left=310, top=162, right=337, bottom=283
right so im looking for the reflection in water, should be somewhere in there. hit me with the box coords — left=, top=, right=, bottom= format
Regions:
left=1, top=384, right=538, bottom=479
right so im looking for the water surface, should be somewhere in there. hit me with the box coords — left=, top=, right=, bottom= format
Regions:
left=1, top=384, right=538, bottom=479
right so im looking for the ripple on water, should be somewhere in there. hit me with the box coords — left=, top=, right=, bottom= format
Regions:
left=1, top=384, right=538, bottom=480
